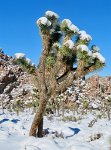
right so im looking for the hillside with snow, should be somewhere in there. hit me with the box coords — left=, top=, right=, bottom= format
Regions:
left=0, top=51, right=111, bottom=150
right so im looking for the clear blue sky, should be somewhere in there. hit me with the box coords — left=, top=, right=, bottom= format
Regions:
left=0, top=0, right=111, bottom=76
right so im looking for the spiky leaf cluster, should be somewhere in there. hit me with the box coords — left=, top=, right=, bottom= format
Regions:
left=45, top=10, right=59, bottom=23
left=60, top=45, right=73, bottom=57
left=91, top=45, right=100, bottom=53
left=37, top=10, right=105, bottom=74
left=46, top=55, right=56, bottom=69
left=76, top=38, right=89, bottom=46
left=61, top=19, right=79, bottom=36
left=92, top=58, right=105, bottom=71
left=50, top=24, right=62, bottom=45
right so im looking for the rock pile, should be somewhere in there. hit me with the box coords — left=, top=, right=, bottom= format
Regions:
left=0, top=50, right=37, bottom=110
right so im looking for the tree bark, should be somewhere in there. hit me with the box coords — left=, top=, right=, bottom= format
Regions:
left=37, top=117, right=43, bottom=137
left=29, top=94, right=49, bottom=137
left=29, top=34, right=51, bottom=137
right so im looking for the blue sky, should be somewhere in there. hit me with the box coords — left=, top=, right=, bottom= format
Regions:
left=0, top=0, right=111, bottom=76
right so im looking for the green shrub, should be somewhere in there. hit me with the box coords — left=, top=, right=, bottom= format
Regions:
left=60, top=46, right=72, bottom=57
left=13, top=58, right=36, bottom=74
left=46, top=56, right=56, bottom=68
left=62, top=116, right=77, bottom=122
left=83, top=100, right=89, bottom=109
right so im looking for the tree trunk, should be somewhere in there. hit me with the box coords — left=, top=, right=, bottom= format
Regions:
left=29, top=95, right=48, bottom=137
left=37, top=117, right=43, bottom=137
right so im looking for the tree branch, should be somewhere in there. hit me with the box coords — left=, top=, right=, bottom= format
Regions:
left=55, top=71, right=75, bottom=95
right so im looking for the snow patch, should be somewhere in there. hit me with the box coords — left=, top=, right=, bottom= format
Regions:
left=62, top=19, right=79, bottom=33
left=93, top=52, right=105, bottom=63
left=62, top=19, right=72, bottom=27
left=64, top=40, right=74, bottom=49
left=70, top=24, right=79, bottom=33
left=79, top=30, right=92, bottom=41
left=26, top=58, right=32, bottom=64
left=77, top=45, right=92, bottom=56
left=0, top=110, right=111, bottom=150
left=14, top=53, right=25, bottom=59
left=37, top=17, right=51, bottom=26
left=45, top=10, right=59, bottom=19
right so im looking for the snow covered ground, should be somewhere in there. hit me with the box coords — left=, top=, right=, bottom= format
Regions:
left=0, top=109, right=111, bottom=150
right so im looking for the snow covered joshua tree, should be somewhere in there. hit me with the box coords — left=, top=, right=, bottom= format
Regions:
left=29, top=11, right=105, bottom=137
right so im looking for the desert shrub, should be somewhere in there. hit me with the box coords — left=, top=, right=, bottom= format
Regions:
left=13, top=58, right=36, bottom=74
left=89, top=133, right=103, bottom=142
left=104, top=97, right=111, bottom=120
left=62, top=116, right=77, bottom=122
left=46, top=55, right=56, bottom=68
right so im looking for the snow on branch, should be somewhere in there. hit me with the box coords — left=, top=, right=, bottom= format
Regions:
left=79, top=30, right=92, bottom=41
left=53, top=42, right=61, bottom=48
left=61, top=19, right=79, bottom=33
left=14, top=53, right=35, bottom=66
left=64, top=40, right=74, bottom=49
left=14, top=53, right=25, bottom=59
left=77, top=45, right=92, bottom=56
left=45, top=10, right=59, bottom=19
left=26, top=58, right=32, bottom=64
left=77, top=45, right=89, bottom=52
left=93, top=52, right=105, bottom=63
left=62, top=19, right=72, bottom=27
left=37, top=17, right=51, bottom=26
left=70, top=24, right=79, bottom=33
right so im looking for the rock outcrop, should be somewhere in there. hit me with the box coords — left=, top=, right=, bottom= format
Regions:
left=0, top=50, right=111, bottom=112
left=0, top=64, right=37, bottom=110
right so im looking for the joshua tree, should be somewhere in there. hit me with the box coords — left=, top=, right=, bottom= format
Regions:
left=29, top=11, right=105, bottom=137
